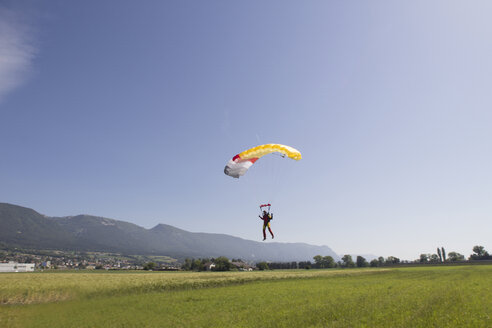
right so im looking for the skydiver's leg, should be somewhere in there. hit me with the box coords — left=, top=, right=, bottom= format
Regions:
left=262, top=225, right=267, bottom=240
left=268, top=226, right=274, bottom=239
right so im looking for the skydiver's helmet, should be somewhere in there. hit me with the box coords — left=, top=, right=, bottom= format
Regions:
left=263, top=210, right=267, bottom=216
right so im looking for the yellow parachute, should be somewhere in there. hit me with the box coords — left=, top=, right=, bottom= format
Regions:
left=224, top=144, right=302, bottom=178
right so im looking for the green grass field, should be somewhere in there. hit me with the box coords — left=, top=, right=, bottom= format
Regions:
left=1, top=265, right=491, bottom=327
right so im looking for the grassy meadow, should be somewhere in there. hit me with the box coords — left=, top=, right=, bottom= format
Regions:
left=0, top=265, right=491, bottom=327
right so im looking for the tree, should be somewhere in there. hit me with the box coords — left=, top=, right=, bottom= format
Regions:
left=378, top=257, right=385, bottom=266
left=419, top=254, right=429, bottom=263
left=191, top=259, right=203, bottom=271
left=441, top=247, right=446, bottom=262
left=356, top=256, right=368, bottom=267
left=473, top=246, right=487, bottom=257
left=429, top=254, right=440, bottom=263
left=182, top=258, right=192, bottom=270
left=341, top=255, right=355, bottom=268
left=298, top=261, right=312, bottom=269
left=143, top=262, right=156, bottom=271
left=469, top=246, right=490, bottom=260
left=257, top=262, right=269, bottom=270
left=447, top=252, right=465, bottom=262
left=314, top=255, right=335, bottom=268
left=437, top=248, right=442, bottom=263
left=386, top=256, right=400, bottom=264
left=369, top=259, right=379, bottom=267
left=213, top=257, right=231, bottom=271
left=323, top=256, right=336, bottom=268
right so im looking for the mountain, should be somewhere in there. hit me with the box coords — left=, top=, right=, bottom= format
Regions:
left=0, top=203, right=339, bottom=262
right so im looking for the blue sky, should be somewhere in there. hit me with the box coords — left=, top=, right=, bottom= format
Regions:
left=1, top=1, right=491, bottom=260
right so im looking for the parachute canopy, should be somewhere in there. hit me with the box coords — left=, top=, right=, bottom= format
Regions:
left=224, top=144, right=302, bottom=178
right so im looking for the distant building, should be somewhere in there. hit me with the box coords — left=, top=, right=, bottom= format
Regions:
left=0, top=262, right=35, bottom=272
left=41, top=261, right=51, bottom=268
left=231, top=261, right=254, bottom=271
left=203, top=262, right=216, bottom=271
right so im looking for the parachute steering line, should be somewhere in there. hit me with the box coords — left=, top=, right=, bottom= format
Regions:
left=224, top=144, right=302, bottom=240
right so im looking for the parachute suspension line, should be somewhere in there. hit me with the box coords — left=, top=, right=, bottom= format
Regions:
left=223, top=143, right=302, bottom=212
left=255, top=133, right=262, bottom=144
left=269, top=154, right=279, bottom=205
left=272, top=152, right=286, bottom=158
left=272, top=152, right=294, bottom=207
left=268, top=152, right=288, bottom=206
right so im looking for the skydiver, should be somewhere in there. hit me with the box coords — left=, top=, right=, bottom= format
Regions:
left=259, top=210, right=274, bottom=241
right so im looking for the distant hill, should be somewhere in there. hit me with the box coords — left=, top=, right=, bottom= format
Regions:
left=0, top=203, right=339, bottom=262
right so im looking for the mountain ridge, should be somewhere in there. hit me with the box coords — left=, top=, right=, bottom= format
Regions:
left=0, top=202, right=340, bottom=262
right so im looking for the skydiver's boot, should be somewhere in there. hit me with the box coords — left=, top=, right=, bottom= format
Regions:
left=263, top=229, right=266, bottom=241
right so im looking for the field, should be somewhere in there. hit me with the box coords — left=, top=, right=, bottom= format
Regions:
left=0, top=265, right=491, bottom=327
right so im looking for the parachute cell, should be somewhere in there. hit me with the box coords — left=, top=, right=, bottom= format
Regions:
left=224, top=144, right=301, bottom=178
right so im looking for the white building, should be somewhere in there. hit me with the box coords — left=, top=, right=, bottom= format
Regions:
left=0, top=262, right=35, bottom=272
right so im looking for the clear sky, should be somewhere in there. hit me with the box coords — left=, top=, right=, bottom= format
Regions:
left=1, top=1, right=491, bottom=261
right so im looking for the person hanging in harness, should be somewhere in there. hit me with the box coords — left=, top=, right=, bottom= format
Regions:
left=259, top=204, right=274, bottom=241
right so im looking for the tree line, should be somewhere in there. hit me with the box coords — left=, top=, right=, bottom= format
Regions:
left=173, top=245, right=491, bottom=272
left=259, top=245, right=491, bottom=271
left=310, top=255, right=401, bottom=269
left=419, top=245, right=491, bottom=263
left=333, top=245, right=491, bottom=269
left=180, top=256, right=234, bottom=271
